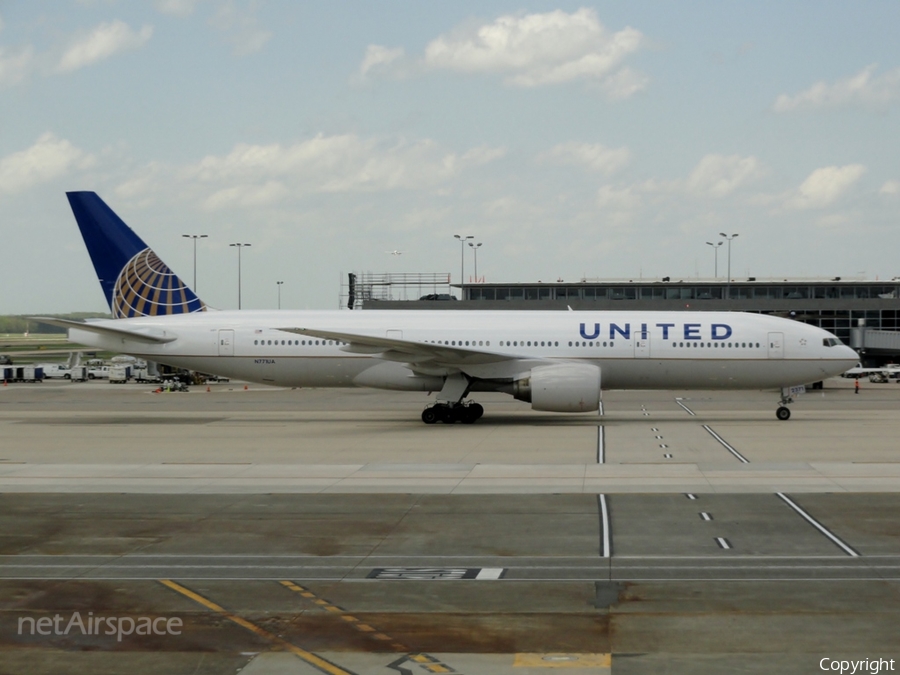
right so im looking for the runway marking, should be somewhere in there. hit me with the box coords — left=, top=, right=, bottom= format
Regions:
left=159, top=580, right=359, bottom=675
left=280, top=581, right=409, bottom=652
left=703, top=425, right=749, bottom=463
left=664, top=453, right=673, bottom=459
left=700, top=512, right=713, bottom=521
left=391, top=653, right=459, bottom=674
left=598, top=494, right=611, bottom=559
left=685, top=493, right=698, bottom=500
left=598, top=401, right=604, bottom=416
left=715, top=537, right=732, bottom=550
left=596, top=426, right=605, bottom=464
left=675, top=398, right=696, bottom=416
left=775, top=493, right=861, bottom=557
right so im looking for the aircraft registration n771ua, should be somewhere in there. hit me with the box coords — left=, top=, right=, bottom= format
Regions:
left=37, top=192, right=859, bottom=423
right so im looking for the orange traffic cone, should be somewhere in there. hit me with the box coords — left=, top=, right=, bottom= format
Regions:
left=206, top=385, right=211, bottom=393
left=244, top=384, right=249, bottom=390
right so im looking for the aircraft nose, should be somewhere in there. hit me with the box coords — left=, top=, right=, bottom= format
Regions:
left=841, top=345, right=860, bottom=362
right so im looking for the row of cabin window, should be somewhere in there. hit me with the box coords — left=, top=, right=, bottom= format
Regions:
left=428, top=340, right=491, bottom=346
left=498, top=341, right=559, bottom=347
left=253, top=339, right=344, bottom=346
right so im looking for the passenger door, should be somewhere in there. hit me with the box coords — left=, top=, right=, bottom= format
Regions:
left=767, top=332, right=784, bottom=359
left=218, top=329, right=235, bottom=357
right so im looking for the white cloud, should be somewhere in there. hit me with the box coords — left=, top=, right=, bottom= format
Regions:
left=0, top=45, right=34, bottom=87
left=687, top=154, right=763, bottom=197
left=359, top=45, right=405, bottom=77
left=787, top=164, right=866, bottom=209
left=880, top=180, right=900, bottom=196
left=154, top=0, right=204, bottom=17
left=540, top=142, right=630, bottom=175
left=210, top=1, right=271, bottom=56
left=773, top=64, right=900, bottom=112
left=203, top=181, right=290, bottom=210
left=178, top=133, right=505, bottom=209
left=596, top=184, right=640, bottom=212
left=364, top=8, right=646, bottom=95
left=0, top=133, right=90, bottom=194
left=57, top=20, right=153, bottom=73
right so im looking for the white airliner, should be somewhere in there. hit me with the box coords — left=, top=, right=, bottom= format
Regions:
left=37, top=192, right=859, bottom=423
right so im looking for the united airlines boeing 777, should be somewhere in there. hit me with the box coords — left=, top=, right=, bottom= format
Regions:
left=37, top=192, right=858, bottom=423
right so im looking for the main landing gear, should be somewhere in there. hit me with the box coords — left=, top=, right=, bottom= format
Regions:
left=422, top=402, right=484, bottom=425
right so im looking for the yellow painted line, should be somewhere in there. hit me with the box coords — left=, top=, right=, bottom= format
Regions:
left=278, top=580, right=411, bottom=654
left=425, top=665, right=451, bottom=673
left=159, top=580, right=357, bottom=675
left=411, top=654, right=431, bottom=663
left=513, top=653, right=611, bottom=668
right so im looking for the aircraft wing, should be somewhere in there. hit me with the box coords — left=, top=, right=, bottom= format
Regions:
left=29, top=317, right=177, bottom=344
left=276, top=326, right=542, bottom=379
left=845, top=367, right=900, bottom=375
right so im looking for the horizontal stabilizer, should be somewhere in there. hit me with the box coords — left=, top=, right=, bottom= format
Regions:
left=29, top=317, right=177, bottom=344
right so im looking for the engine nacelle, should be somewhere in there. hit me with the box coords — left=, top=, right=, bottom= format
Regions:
left=512, top=363, right=601, bottom=412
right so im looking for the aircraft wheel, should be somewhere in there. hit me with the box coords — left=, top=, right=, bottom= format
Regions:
left=440, top=406, right=458, bottom=423
left=470, top=403, right=484, bottom=420
left=460, top=407, right=478, bottom=424
left=421, top=408, right=439, bottom=424
left=776, top=406, right=791, bottom=421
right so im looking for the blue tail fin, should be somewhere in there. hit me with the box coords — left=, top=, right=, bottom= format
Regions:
left=67, top=192, right=207, bottom=318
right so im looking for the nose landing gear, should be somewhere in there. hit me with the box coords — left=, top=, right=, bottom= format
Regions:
left=775, top=387, right=796, bottom=420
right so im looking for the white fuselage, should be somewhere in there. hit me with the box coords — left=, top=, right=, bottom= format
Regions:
left=68, top=309, right=858, bottom=392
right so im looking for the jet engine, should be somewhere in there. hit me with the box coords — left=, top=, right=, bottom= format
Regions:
left=511, top=363, right=601, bottom=412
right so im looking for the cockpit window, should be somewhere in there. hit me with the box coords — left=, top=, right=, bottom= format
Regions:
left=822, top=338, right=842, bottom=347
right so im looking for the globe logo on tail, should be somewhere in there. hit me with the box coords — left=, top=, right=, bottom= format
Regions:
left=112, top=248, right=206, bottom=318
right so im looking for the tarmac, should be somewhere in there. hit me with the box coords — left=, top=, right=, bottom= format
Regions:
left=0, top=378, right=898, bottom=674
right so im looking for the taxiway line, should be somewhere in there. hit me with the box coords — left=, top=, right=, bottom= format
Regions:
left=160, top=579, right=359, bottom=675
left=775, top=492, right=861, bottom=557
left=675, top=398, right=696, bottom=416
left=703, top=425, right=750, bottom=463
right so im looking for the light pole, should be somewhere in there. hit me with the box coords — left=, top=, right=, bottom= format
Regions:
left=182, top=234, right=208, bottom=291
left=454, top=234, right=473, bottom=297
left=276, top=280, right=284, bottom=309
left=468, top=241, right=482, bottom=283
left=229, top=243, right=251, bottom=309
left=719, top=232, right=739, bottom=298
left=706, top=241, right=723, bottom=278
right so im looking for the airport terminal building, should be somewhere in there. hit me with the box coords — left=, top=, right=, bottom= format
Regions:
left=359, top=276, right=900, bottom=365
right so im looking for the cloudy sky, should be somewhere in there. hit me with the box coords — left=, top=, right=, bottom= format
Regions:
left=2, top=1, right=899, bottom=313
